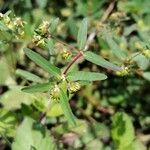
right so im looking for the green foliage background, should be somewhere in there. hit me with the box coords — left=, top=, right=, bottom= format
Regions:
left=0, top=0, right=150, bottom=149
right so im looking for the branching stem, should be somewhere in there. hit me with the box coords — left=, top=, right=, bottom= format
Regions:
left=63, top=51, right=83, bottom=75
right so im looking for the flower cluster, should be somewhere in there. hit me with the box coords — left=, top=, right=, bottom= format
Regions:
left=0, top=12, right=26, bottom=39
left=135, top=42, right=150, bottom=59
left=32, top=21, right=51, bottom=46
left=49, top=79, right=80, bottom=102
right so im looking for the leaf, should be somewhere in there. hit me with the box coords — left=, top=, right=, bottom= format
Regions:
left=12, top=117, right=56, bottom=150
left=105, top=36, right=127, bottom=59
left=22, top=83, right=52, bottom=93
left=47, top=103, right=63, bottom=117
left=111, top=112, right=135, bottom=150
left=133, top=53, right=149, bottom=70
left=0, top=22, right=9, bottom=31
left=126, top=140, right=146, bottom=150
left=142, top=72, right=150, bottom=81
left=46, top=39, right=55, bottom=55
left=84, top=51, right=121, bottom=71
left=24, top=48, right=61, bottom=77
left=67, top=17, right=78, bottom=38
left=0, top=89, right=33, bottom=110
left=16, top=69, right=42, bottom=82
left=48, top=18, right=59, bottom=33
left=67, top=71, right=107, bottom=81
left=60, top=86, right=76, bottom=127
left=77, top=18, right=88, bottom=49
left=0, top=109, right=17, bottom=137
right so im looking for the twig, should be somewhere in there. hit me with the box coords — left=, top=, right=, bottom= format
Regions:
left=83, top=0, right=116, bottom=52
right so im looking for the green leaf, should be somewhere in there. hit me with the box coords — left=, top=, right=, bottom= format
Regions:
left=16, top=69, right=42, bottom=82
left=133, top=53, right=149, bottom=70
left=60, top=86, right=76, bottom=127
left=84, top=51, right=121, bottom=71
left=77, top=18, right=88, bottom=49
left=105, top=36, right=127, bottom=59
left=48, top=18, right=59, bottom=33
left=0, top=89, right=33, bottom=110
left=46, top=39, right=55, bottom=55
left=0, top=22, right=9, bottom=31
left=142, top=72, right=150, bottom=81
left=22, top=83, right=52, bottom=93
left=12, top=117, right=56, bottom=150
left=24, top=48, right=61, bottom=77
left=67, top=71, right=107, bottom=81
left=125, top=140, right=146, bottom=150
left=111, top=112, right=135, bottom=150
left=47, top=103, right=63, bottom=117
left=0, top=109, right=17, bottom=137
left=67, top=17, right=78, bottom=38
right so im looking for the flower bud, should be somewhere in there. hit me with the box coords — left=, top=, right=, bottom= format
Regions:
left=50, top=85, right=60, bottom=101
left=142, top=49, right=150, bottom=59
left=32, top=35, right=45, bottom=46
left=68, top=82, right=80, bottom=93
left=13, top=17, right=25, bottom=27
left=116, top=67, right=129, bottom=76
left=38, top=21, right=49, bottom=35
left=61, top=49, right=71, bottom=60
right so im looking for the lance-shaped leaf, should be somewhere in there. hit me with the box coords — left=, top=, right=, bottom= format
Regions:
left=16, top=69, right=42, bottom=83
left=84, top=51, right=121, bottom=71
left=77, top=18, right=88, bottom=50
left=24, top=48, right=61, bottom=77
left=48, top=18, right=59, bottom=33
left=60, top=87, right=76, bottom=127
left=22, top=83, right=52, bottom=93
left=105, top=36, right=127, bottom=60
left=67, top=71, right=107, bottom=81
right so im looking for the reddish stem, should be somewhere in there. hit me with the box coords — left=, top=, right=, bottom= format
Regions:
left=63, top=51, right=83, bottom=75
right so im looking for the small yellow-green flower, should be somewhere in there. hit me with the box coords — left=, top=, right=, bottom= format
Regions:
left=68, top=82, right=81, bottom=93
